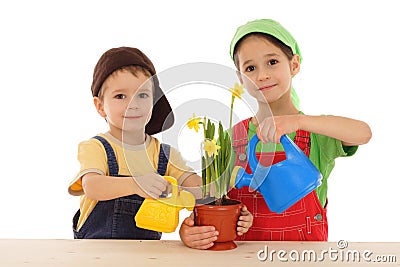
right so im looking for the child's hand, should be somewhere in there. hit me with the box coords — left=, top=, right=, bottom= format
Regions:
left=237, top=205, right=253, bottom=236
left=257, top=115, right=301, bottom=143
left=133, top=173, right=167, bottom=199
left=179, top=212, right=219, bottom=250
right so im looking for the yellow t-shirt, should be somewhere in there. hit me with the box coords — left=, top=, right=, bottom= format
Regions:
left=68, top=133, right=194, bottom=230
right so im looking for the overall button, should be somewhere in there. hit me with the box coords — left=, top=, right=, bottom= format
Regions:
left=239, top=153, right=247, bottom=161
left=314, top=214, right=323, bottom=221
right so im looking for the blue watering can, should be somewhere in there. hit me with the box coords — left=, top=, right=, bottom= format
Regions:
left=230, top=134, right=322, bottom=214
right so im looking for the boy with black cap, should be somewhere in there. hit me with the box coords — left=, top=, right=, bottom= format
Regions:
left=68, top=47, right=253, bottom=241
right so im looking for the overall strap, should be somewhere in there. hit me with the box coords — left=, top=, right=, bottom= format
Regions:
left=93, top=136, right=119, bottom=176
left=93, top=136, right=171, bottom=177
left=232, top=118, right=251, bottom=148
left=157, top=143, right=171, bottom=198
left=232, top=118, right=251, bottom=165
left=231, top=119, right=311, bottom=157
left=293, top=129, right=311, bottom=156
left=157, top=143, right=170, bottom=176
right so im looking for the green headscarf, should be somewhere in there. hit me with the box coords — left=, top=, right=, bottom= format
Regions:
left=230, top=19, right=301, bottom=109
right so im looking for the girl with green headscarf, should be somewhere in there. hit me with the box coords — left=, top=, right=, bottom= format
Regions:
left=227, top=19, right=372, bottom=241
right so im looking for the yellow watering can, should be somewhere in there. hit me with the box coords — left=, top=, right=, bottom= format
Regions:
left=135, top=176, right=195, bottom=233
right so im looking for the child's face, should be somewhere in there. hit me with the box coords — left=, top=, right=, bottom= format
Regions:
left=236, top=35, right=300, bottom=105
left=94, top=70, right=154, bottom=136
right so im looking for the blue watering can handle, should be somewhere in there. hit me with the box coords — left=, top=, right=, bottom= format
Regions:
left=280, top=134, right=305, bottom=160
left=247, top=134, right=260, bottom=173
left=247, top=134, right=293, bottom=172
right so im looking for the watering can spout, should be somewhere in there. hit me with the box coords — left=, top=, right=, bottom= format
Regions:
left=230, top=166, right=252, bottom=190
left=230, top=166, right=271, bottom=193
left=232, top=134, right=322, bottom=214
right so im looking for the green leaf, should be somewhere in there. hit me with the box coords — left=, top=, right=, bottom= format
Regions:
left=201, top=156, right=206, bottom=185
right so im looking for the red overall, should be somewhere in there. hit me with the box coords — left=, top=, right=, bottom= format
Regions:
left=228, top=118, right=328, bottom=241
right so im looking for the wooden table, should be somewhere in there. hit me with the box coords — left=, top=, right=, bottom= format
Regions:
left=0, top=239, right=399, bottom=266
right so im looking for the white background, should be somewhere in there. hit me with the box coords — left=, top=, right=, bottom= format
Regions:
left=0, top=0, right=399, bottom=242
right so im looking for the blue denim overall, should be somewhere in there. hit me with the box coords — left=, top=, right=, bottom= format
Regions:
left=73, top=136, right=170, bottom=239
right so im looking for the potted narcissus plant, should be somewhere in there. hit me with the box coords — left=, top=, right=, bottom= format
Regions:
left=186, top=83, right=244, bottom=250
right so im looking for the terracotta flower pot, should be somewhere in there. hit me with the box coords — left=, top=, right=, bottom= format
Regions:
left=194, top=199, right=242, bottom=250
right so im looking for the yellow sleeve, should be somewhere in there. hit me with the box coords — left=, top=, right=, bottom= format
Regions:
left=166, top=146, right=196, bottom=186
left=68, top=139, right=108, bottom=195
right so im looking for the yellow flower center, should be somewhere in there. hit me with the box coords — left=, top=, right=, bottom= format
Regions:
left=203, top=138, right=221, bottom=157
left=186, top=113, right=201, bottom=133
left=229, top=82, right=244, bottom=99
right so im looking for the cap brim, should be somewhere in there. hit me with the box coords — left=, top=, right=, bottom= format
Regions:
left=145, top=82, right=174, bottom=135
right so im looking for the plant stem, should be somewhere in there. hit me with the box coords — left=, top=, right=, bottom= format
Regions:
left=204, top=155, right=211, bottom=199
left=203, top=117, right=207, bottom=139
left=214, top=154, right=219, bottom=199
left=202, top=117, right=210, bottom=198
left=229, top=94, right=235, bottom=131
